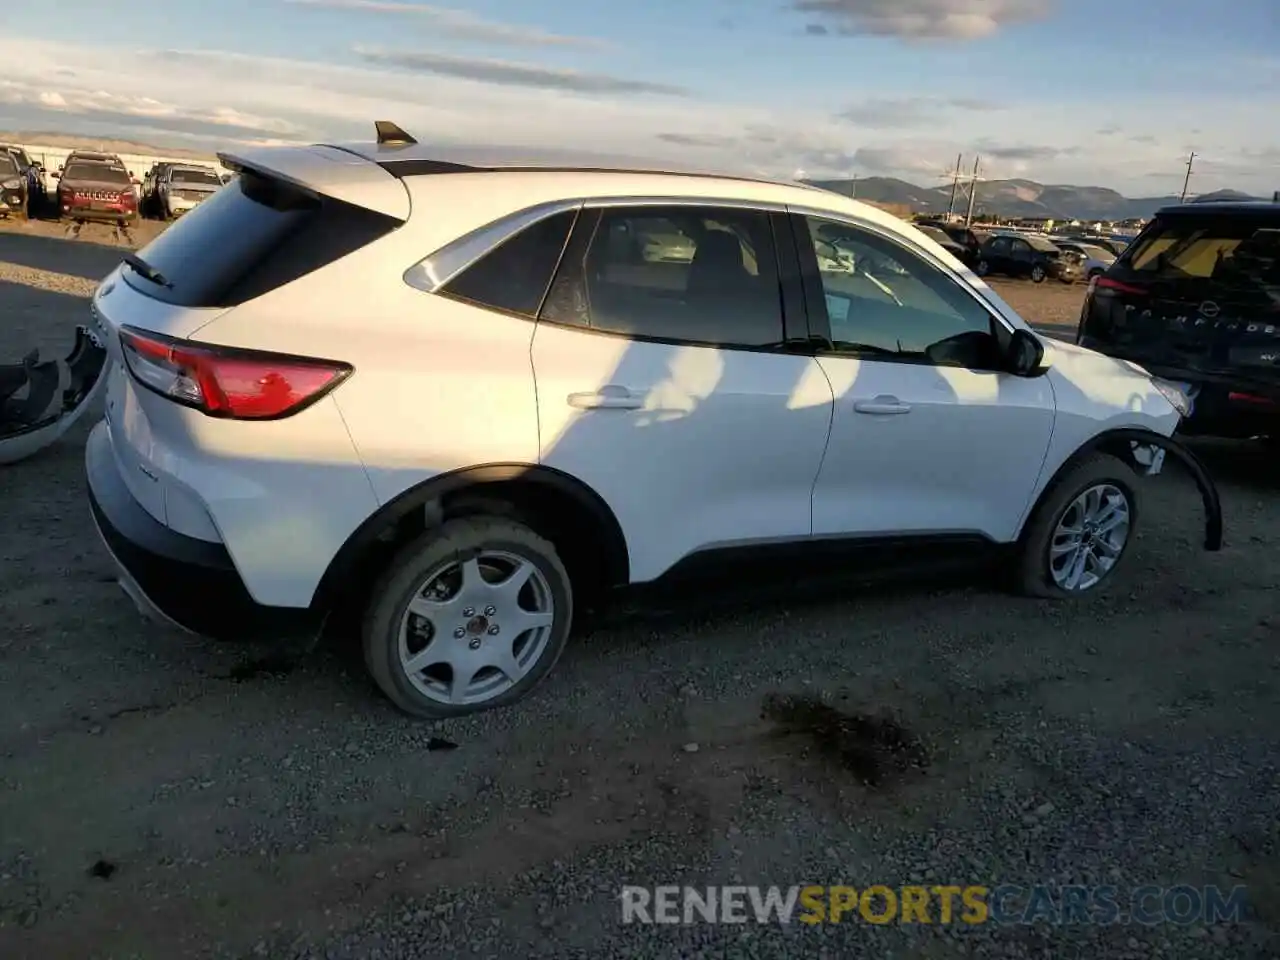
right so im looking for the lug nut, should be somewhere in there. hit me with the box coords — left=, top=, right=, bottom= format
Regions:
left=487, top=625, right=500, bottom=635
left=468, top=638, right=482, bottom=650
left=453, top=627, right=466, bottom=638
left=484, top=605, right=496, bottom=616
left=463, top=607, right=475, bottom=617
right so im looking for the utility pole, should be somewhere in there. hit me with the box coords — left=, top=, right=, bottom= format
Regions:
left=946, top=153, right=962, bottom=218
left=965, top=155, right=981, bottom=227
left=1179, top=151, right=1196, bottom=203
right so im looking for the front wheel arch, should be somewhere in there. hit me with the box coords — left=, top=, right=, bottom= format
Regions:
left=1018, top=429, right=1223, bottom=551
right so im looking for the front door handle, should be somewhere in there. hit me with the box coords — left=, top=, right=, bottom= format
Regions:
left=853, top=395, right=911, bottom=415
left=567, top=385, right=643, bottom=410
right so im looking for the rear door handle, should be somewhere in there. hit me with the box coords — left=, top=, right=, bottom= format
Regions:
left=567, top=386, right=643, bottom=410
left=853, top=395, right=911, bottom=415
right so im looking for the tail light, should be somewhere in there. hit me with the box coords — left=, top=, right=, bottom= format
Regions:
left=118, top=326, right=352, bottom=420
left=1095, top=276, right=1147, bottom=296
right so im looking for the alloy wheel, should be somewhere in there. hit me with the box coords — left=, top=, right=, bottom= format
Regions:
left=1048, top=483, right=1132, bottom=592
left=397, top=551, right=556, bottom=705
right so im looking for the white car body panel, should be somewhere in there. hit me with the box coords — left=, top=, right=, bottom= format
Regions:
left=812, top=357, right=1056, bottom=542
left=531, top=323, right=835, bottom=581
left=86, top=141, right=1184, bottom=614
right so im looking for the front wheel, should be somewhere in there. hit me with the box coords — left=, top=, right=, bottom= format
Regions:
left=1014, top=453, right=1142, bottom=599
left=976, top=260, right=991, bottom=276
left=362, top=516, right=573, bottom=719
left=1030, top=264, right=1047, bottom=283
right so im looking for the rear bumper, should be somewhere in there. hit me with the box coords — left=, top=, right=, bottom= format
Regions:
left=85, top=421, right=324, bottom=642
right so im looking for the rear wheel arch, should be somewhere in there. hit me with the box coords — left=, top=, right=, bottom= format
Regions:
left=312, top=463, right=630, bottom=613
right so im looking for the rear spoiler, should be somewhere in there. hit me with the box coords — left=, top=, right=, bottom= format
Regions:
left=216, top=144, right=411, bottom=221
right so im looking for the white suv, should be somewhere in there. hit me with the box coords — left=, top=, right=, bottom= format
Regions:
left=84, top=127, right=1221, bottom=719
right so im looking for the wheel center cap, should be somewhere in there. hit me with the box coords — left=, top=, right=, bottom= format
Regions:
left=465, top=615, right=489, bottom=636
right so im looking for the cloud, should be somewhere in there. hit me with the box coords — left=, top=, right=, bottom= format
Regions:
left=1129, top=134, right=1157, bottom=145
left=0, top=79, right=305, bottom=141
left=282, top=0, right=610, bottom=49
left=837, top=96, right=999, bottom=128
left=353, top=47, right=688, bottom=95
left=794, top=0, right=1053, bottom=40
left=0, top=37, right=1277, bottom=195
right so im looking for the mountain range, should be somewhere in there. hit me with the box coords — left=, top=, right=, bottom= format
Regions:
left=804, top=177, right=1264, bottom=221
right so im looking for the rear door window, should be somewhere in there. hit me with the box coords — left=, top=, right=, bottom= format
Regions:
left=540, top=204, right=786, bottom=348
left=120, top=170, right=401, bottom=308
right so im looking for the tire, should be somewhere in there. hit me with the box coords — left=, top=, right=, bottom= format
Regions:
left=1088, top=268, right=1104, bottom=280
left=976, top=260, right=991, bottom=276
left=1014, top=453, right=1142, bottom=600
left=362, top=516, right=573, bottom=719
left=1030, top=264, right=1047, bottom=283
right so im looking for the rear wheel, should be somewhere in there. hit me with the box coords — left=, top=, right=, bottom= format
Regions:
left=362, top=516, right=573, bottom=719
left=1014, top=453, right=1141, bottom=599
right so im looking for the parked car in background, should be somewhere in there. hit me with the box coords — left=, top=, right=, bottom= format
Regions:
left=1052, top=240, right=1116, bottom=279
left=1077, top=201, right=1280, bottom=445
left=915, top=223, right=980, bottom=268
left=1063, top=234, right=1129, bottom=257
left=977, top=233, right=1084, bottom=283
left=155, top=164, right=224, bottom=219
left=1, top=143, right=44, bottom=213
left=919, top=221, right=988, bottom=264
left=83, top=126, right=1221, bottom=720
left=54, top=156, right=138, bottom=225
left=0, top=149, right=29, bottom=219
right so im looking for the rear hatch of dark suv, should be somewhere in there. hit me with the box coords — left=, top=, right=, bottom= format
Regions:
left=1077, top=203, right=1280, bottom=436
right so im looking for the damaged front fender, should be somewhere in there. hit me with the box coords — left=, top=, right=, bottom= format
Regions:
left=1106, top=428, right=1224, bottom=552
left=0, top=325, right=109, bottom=465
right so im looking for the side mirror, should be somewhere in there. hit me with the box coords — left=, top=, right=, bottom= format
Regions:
left=51, top=171, right=60, bottom=179
left=1007, top=328, right=1045, bottom=377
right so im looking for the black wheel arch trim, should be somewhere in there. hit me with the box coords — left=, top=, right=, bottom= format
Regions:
left=311, top=462, right=631, bottom=608
left=1029, top=428, right=1222, bottom=551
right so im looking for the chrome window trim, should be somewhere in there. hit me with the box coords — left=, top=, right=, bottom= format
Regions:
left=405, top=195, right=790, bottom=294
left=786, top=203, right=1021, bottom=337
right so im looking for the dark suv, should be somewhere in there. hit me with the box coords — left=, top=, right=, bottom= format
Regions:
left=0, top=149, right=28, bottom=219
left=1077, top=202, right=1280, bottom=442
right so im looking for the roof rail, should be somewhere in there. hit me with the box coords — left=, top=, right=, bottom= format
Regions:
left=374, top=121, right=417, bottom=147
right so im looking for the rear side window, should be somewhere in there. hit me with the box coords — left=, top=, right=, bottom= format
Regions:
left=1124, top=215, right=1280, bottom=284
left=0, top=153, right=17, bottom=176
left=439, top=210, right=577, bottom=318
left=120, top=170, right=401, bottom=307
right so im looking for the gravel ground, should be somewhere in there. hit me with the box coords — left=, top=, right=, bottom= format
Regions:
left=1, top=227, right=1278, bottom=960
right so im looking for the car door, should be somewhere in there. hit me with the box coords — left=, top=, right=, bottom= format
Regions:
left=531, top=203, right=835, bottom=583
left=791, top=212, right=1056, bottom=543
left=1009, top=238, right=1036, bottom=277
left=982, top=236, right=1012, bottom=275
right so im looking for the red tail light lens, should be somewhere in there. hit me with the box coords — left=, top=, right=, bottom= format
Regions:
left=1094, top=276, right=1147, bottom=296
left=119, top=326, right=351, bottom=420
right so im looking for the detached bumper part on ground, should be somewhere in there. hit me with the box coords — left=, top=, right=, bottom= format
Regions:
left=85, top=421, right=325, bottom=642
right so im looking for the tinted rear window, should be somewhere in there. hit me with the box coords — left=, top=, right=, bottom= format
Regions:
left=1123, top=214, right=1280, bottom=282
left=64, top=162, right=130, bottom=184
left=120, top=170, right=401, bottom=307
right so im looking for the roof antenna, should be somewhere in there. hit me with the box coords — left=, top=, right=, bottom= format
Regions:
left=374, top=121, right=417, bottom=146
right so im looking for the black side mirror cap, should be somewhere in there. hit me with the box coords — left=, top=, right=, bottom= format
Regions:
left=1007, top=328, right=1046, bottom=377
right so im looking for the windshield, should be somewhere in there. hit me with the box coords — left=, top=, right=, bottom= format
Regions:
left=917, top=226, right=951, bottom=244
left=1024, top=236, right=1060, bottom=252
left=1124, top=216, right=1280, bottom=282
left=63, top=162, right=131, bottom=185
left=0, top=153, right=17, bottom=176
left=171, top=168, right=222, bottom=187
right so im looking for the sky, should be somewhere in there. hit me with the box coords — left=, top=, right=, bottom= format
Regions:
left=2, top=0, right=1278, bottom=196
